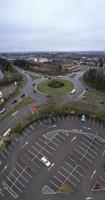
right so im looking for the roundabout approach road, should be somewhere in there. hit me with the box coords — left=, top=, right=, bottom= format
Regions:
left=0, top=65, right=86, bottom=134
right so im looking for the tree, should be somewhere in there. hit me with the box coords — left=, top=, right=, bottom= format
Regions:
left=99, top=58, right=103, bottom=68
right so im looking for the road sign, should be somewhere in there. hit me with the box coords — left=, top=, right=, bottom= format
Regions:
left=31, top=103, right=37, bottom=113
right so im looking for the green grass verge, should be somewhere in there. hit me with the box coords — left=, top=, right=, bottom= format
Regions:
left=29, top=74, right=40, bottom=80
left=1, top=100, right=105, bottom=153
left=37, top=79, right=74, bottom=95
left=0, top=97, right=34, bottom=121
left=11, top=79, right=27, bottom=97
left=13, top=97, right=33, bottom=111
left=83, top=91, right=103, bottom=102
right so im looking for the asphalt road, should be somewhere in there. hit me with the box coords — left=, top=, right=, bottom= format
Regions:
left=0, top=65, right=87, bottom=133
left=0, top=115, right=105, bottom=200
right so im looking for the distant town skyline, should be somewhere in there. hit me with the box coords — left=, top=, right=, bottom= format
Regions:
left=0, top=0, right=105, bottom=52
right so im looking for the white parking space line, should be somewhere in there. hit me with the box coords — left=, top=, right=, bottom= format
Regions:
left=82, top=138, right=99, bottom=150
left=1, top=165, right=7, bottom=174
left=81, top=135, right=99, bottom=161
left=77, top=145, right=95, bottom=159
left=54, top=137, right=63, bottom=144
left=30, top=125, right=34, bottom=130
left=0, top=188, right=4, bottom=197
left=39, top=139, right=56, bottom=152
left=80, top=141, right=97, bottom=155
left=11, top=141, right=16, bottom=147
left=75, top=149, right=93, bottom=164
left=6, top=145, right=12, bottom=151
left=10, top=172, right=25, bottom=188
left=61, top=165, right=71, bottom=175
left=57, top=170, right=67, bottom=179
left=7, top=176, right=22, bottom=192
left=50, top=139, right=60, bottom=147
left=28, top=149, right=41, bottom=162
left=49, top=180, right=59, bottom=189
left=93, top=139, right=101, bottom=147
left=53, top=175, right=63, bottom=184
left=61, top=165, right=80, bottom=182
left=1, top=153, right=6, bottom=159
left=35, top=142, right=52, bottom=155
left=68, top=178, right=77, bottom=187
left=16, top=162, right=33, bottom=177
left=64, top=162, right=84, bottom=177
left=100, top=176, right=105, bottom=183
left=14, top=167, right=29, bottom=183
left=57, top=169, right=77, bottom=188
left=31, top=145, right=45, bottom=158
left=57, top=134, right=65, bottom=140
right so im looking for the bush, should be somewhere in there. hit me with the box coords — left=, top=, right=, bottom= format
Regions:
left=48, top=80, right=64, bottom=88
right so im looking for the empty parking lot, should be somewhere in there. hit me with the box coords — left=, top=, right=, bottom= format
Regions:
left=0, top=115, right=105, bottom=200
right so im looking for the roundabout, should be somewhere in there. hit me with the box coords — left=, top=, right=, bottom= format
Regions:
left=37, top=79, right=74, bottom=95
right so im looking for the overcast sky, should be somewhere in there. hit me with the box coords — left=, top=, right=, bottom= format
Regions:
left=0, top=0, right=105, bottom=52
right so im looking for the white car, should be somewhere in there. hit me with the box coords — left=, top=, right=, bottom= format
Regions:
left=58, top=75, right=63, bottom=78
left=70, top=89, right=76, bottom=94
left=41, top=156, right=51, bottom=167
left=0, top=108, right=6, bottom=114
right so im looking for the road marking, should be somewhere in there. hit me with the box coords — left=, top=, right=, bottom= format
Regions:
left=14, top=167, right=29, bottom=183
left=0, top=188, right=4, bottom=197
left=48, top=163, right=55, bottom=171
left=83, top=127, right=91, bottom=130
left=53, top=175, right=63, bottom=183
left=90, top=170, right=96, bottom=179
left=71, top=136, right=76, bottom=142
left=75, top=149, right=93, bottom=164
left=58, top=134, right=65, bottom=140
left=21, top=141, right=29, bottom=149
left=10, top=172, right=25, bottom=188
left=16, top=162, right=33, bottom=177
left=49, top=125, right=56, bottom=128
left=80, top=141, right=97, bottom=155
left=49, top=180, right=59, bottom=189
left=7, top=176, right=22, bottom=192
left=54, top=137, right=63, bottom=144
left=1, top=165, right=7, bottom=174
left=102, top=150, right=105, bottom=157
left=86, top=196, right=94, bottom=200
left=64, top=162, right=84, bottom=177
left=100, top=175, right=105, bottom=183
left=77, top=145, right=95, bottom=159
left=79, top=90, right=85, bottom=98
left=12, top=111, right=19, bottom=116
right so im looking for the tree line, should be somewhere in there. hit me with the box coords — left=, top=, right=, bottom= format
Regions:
left=83, top=68, right=105, bottom=92
left=0, top=58, right=22, bottom=86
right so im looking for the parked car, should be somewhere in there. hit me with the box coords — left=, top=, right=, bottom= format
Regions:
left=0, top=107, right=6, bottom=114
left=41, top=156, right=51, bottom=167
left=21, top=93, right=25, bottom=98
left=81, top=114, right=86, bottom=122
left=12, top=99, right=17, bottom=104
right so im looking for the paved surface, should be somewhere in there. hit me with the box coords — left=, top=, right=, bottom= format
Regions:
left=0, top=115, right=105, bottom=200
